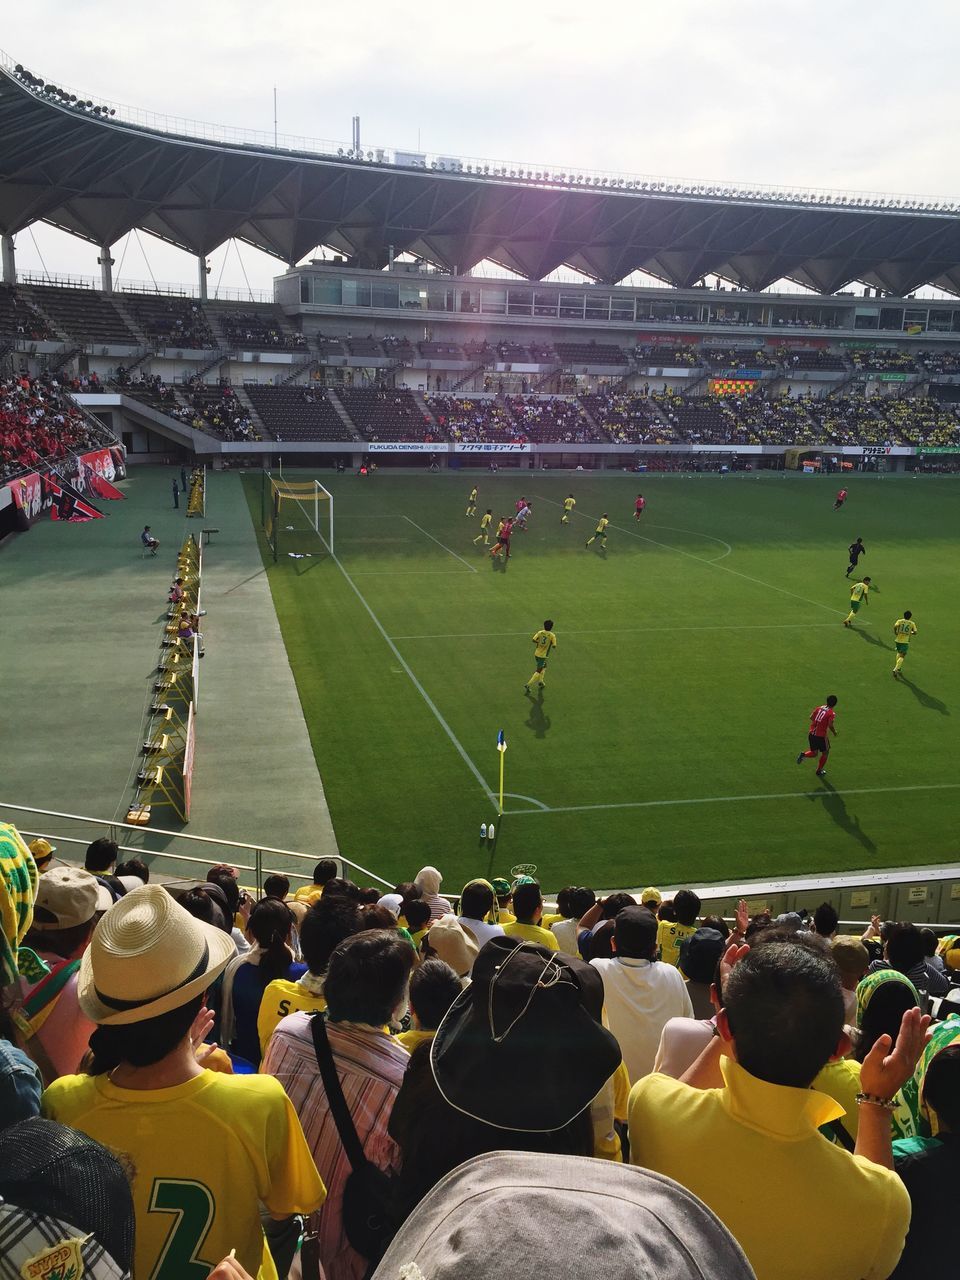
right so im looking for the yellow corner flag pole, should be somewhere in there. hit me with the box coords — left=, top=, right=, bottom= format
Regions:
left=496, top=729, right=507, bottom=815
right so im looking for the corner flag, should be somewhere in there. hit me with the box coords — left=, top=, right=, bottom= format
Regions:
left=496, top=729, right=507, bottom=753
left=496, top=729, right=507, bottom=815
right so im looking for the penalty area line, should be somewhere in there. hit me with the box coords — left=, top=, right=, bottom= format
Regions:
left=403, top=515, right=478, bottom=572
left=391, top=620, right=861, bottom=641
left=502, top=782, right=960, bottom=817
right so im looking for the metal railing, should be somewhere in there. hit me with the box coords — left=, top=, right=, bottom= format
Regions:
left=0, top=802, right=391, bottom=893
left=4, top=48, right=960, bottom=216
left=18, top=270, right=272, bottom=304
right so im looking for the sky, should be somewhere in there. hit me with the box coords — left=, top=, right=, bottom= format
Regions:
left=6, top=0, right=960, bottom=296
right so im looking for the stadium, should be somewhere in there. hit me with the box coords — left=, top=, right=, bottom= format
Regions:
left=1, top=14, right=959, bottom=1279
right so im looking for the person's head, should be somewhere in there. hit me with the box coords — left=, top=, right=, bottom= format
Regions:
left=699, top=914, right=730, bottom=941
left=813, top=902, right=839, bottom=937
left=885, top=922, right=926, bottom=974
left=855, top=537, right=862, bottom=545
left=416, top=866, right=445, bottom=898
left=26, top=867, right=112, bottom=960
left=613, top=907, right=658, bottom=961
left=79, top=885, right=234, bottom=1072
left=115, top=858, right=149, bottom=885
left=359, top=903, right=400, bottom=931
left=143, top=525, right=150, bottom=532
left=491, top=878, right=513, bottom=909
left=672, top=889, right=701, bottom=928
left=919, top=927, right=940, bottom=959
left=324, top=929, right=415, bottom=1025
left=903, top=610, right=912, bottom=619
left=262, top=873, right=290, bottom=900
left=640, top=887, right=662, bottom=911
left=512, top=881, right=543, bottom=925
left=679, top=927, right=727, bottom=985
left=542, top=619, right=553, bottom=632
left=394, top=881, right=422, bottom=907
left=600, top=892, right=636, bottom=920
left=923, top=1044, right=960, bottom=1133
left=855, top=969, right=920, bottom=1062
left=299, top=897, right=362, bottom=976
left=657, top=900, right=677, bottom=923
left=245, top=899, right=295, bottom=982
left=720, top=939, right=845, bottom=1087
left=744, top=911, right=772, bottom=940
left=831, top=935, right=869, bottom=991
left=205, top=867, right=240, bottom=916
left=556, top=886, right=596, bottom=920
left=826, top=694, right=838, bottom=708
left=177, top=886, right=221, bottom=928
left=321, top=876, right=360, bottom=901
left=459, top=881, right=495, bottom=922
left=408, top=958, right=462, bottom=1031
left=424, top=916, right=480, bottom=977
left=357, top=887, right=382, bottom=905
left=84, top=837, right=117, bottom=875
left=27, top=838, right=56, bottom=872
left=313, top=858, right=338, bottom=886
left=403, top=899, right=433, bottom=934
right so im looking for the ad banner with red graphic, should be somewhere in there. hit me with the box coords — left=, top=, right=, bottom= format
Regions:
left=5, top=444, right=126, bottom=528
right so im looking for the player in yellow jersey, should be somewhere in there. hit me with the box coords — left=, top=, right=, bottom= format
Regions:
left=843, top=576, right=871, bottom=626
left=466, top=486, right=478, bottom=516
left=524, top=620, right=557, bottom=693
left=561, top=493, right=576, bottom=524
left=473, top=508, right=493, bottom=545
left=892, top=610, right=918, bottom=678
left=585, top=514, right=609, bottom=550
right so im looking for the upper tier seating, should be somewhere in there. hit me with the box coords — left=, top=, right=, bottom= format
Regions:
left=340, top=388, right=438, bottom=441
left=212, top=306, right=308, bottom=353
left=127, top=296, right=214, bottom=348
left=701, top=346, right=779, bottom=369
left=0, top=287, right=55, bottom=341
left=848, top=347, right=917, bottom=373
left=344, top=336, right=384, bottom=358
left=634, top=345, right=702, bottom=368
left=427, top=396, right=519, bottom=443
left=419, top=341, right=465, bottom=360
left=507, top=396, right=602, bottom=443
left=20, top=286, right=137, bottom=345
left=916, top=349, right=960, bottom=375
left=554, top=342, right=627, bottom=365
left=581, top=393, right=678, bottom=443
left=244, top=386, right=348, bottom=441
left=778, top=349, right=847, bottom=372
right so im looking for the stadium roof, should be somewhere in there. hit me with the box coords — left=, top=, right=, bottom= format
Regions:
left=5, top=56, right=960, bottom=295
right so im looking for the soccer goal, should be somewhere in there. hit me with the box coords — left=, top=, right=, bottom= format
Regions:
left=261, top=473, right=334, bottom=562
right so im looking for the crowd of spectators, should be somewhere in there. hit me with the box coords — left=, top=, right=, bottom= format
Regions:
left=848, top=347, right=918, bottom=373
left=581, top=391, right=679, bottom=443
left=0, top=287, right=55, bottom=342
left=427, top=395, right=522, bottom=443
left=702, top=346, right=779, bottom=369
left=183, top=384, right=258, bottom=441
left=506, top=395, right=599, bottom=443
left=634, top=343, right=701, bottom=367
left=132, top=298, right=213, bottom=348
left=915, top=348, right=960, bottom=375
left=222, top=311, right=307, bottom=352
left=0, top=373, right=104, bottom=481
left=2, top=829, right=958, bottom=1280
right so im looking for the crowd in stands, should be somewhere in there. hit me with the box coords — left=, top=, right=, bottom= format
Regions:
left=0, top=286, right=55, bottom=342
left=634, top=343, right=701, bottom=367
left=2, top=827, right=958, bottom=1280
left=702, top=346, right=779, bottom=369
left=582, top=391, right=677, bottom=443
left=849, top=347, right=918, bottom=373
left=222, top=311, right=308, bottom=352
left=916, top=348, right=960, bottom=374
left=427, top=395, right=519, bottom=443
left=132, top=297, right=213, bottom=348
left=0, top=373, right=105, bottom=481
left=507, top=395, right=597, bottom=443
left=182, top=384, right=259, bottom=441
left=778, top=346, right=848, bottom=371
left=340, top=387, right=435, bottom=442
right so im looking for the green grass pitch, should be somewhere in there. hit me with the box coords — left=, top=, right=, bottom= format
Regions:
left=242, top=470, right=959, bottom=892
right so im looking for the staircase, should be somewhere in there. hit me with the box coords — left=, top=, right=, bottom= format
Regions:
left=410, top=389, right=441, bottom=434
left=280, top=357, right=319, bottom=386
left=45, top=344, right=83, bottom=376
left=577, top=397, right=614, bottom=442
left=110, top=297, right=149, bottom=346
left=449, top=358, right=491, bottom=393
left=326, top=388, right=363, bottom=440
left=191, top=349, right=230, bottom=382
left=118, top=347, right=156, bottom=378
left=232, top=387, right=268, bottom=439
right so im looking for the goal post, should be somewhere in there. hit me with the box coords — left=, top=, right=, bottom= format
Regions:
left=260, top=473, right=334, bottom=562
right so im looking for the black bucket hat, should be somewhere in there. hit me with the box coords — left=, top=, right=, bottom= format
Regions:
left=430, top=935, right=621, bottom=1132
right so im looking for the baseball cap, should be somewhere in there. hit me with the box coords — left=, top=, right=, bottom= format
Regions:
left=430, top=936, right=621, bottom=1132
left=0, top=1118, right=135, bottom=1279
left=640, top=886, right=662, bottom=906
left=371, top=1151, right=756, bottom=1280
left=31, top=866, right=113, bottom=931
left=679, top=927, right=726, bottom=985
left=491, top=878, right=512, bottom=896
left=28, top=838, right=56, bottom=869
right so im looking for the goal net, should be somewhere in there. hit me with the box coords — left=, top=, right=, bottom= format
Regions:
left=261, top=474, right=334, bottom=561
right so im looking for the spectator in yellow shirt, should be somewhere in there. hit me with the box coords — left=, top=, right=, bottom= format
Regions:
left=501, top=882, right=560, bottom=951
left=293, top=858, right=339, bottom=905
left=657, top=889, right=701, bottom=967
left=395, top=958, right=462, bottom=1052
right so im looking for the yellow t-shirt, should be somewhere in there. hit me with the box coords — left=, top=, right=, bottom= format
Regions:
left=495, top=519, right=506, bottom=537
left=468, top=488, right=478, bottom=503
left=395, top=1027, right=435, bottom=1053
left=893, top=617, right=917, bottom=643
left=813, top=1057, right=861, bottom=1146
left=532, top=629, right=558, bottom=659
left=595, top=517, right=609, bottom=535
left=540, top=912, right=563, bottom=928
left=258, top=977, right=327, bottom=1055
left=480, top=512, right=492, bottom=529
left=628, top=1060, right=910, bottom=1280
left=563, top=497, right=576, bottom=512
left=501, top=921, right=560, bottom=951
left=43, top=1070, right=326, bottom=1280
left=657, top=920, right=697, bottom=967
left=293, top=885, right=324, bottom=904
left=849, top=581, right=869, bottom=603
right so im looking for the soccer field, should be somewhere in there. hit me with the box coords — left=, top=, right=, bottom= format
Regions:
left=242, top=469, right=959, bottom=892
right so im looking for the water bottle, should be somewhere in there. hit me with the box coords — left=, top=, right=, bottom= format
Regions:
left=488, top=823, right=496, bottom=841
left=479, top=823, right=487, bottom=840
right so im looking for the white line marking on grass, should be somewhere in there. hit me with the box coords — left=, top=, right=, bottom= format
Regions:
left=501, top=782, right=960, bottom=817
left=329, top=550, right=494, bottom=802
left=646, top=523, right=733, bottom=560
left=350, top=569, right=475, bottom=577
left=501, top=792, right=550, bottom=811
left=534, top=494, right=845, bottom=617
left=391, top=621, right=854, bottom=641
left=403, top=516, right=478, bottom=572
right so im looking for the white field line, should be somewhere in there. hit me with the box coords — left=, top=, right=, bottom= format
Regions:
left=328, top=549, right=493, bottom=802
left=403, top=515, right=478, bottom=572
left=533, top=494, right=846, bottom=617
left=501, top=782, right=960, bottom=817
left=646, top=522, right=732, bottom=559
left=391, top=621, right=860, bottom=641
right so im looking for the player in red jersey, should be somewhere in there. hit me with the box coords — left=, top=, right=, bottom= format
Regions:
left=834, top=488, right=848, bottom=510
left=515, top=496, right=527, bottom=514
left=796, top=695, right=838, bottom=776
left=634, top=493, right=646, bottom=521
left=490, top=517, right=514, bottom=560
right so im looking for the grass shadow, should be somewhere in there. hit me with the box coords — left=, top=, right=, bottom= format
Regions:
left=897, top=675, right=950, bottom=716
left=524, top=688, right=552, bottom=738
left=806, top=779, right=877, bottom=855
left=854, top=627, right=894, bottom=651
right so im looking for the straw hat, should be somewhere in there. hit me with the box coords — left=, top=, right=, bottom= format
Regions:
left=78, top=885, right=235, bottom=1025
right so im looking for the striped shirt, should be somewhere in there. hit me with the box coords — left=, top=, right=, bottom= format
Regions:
left=810, top=704, right=836, bottom=736
left=262, top=1015, right=409, bottom=1280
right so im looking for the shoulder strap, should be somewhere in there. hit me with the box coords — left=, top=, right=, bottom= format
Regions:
left=309, top=1015, right=369, bottom=1173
